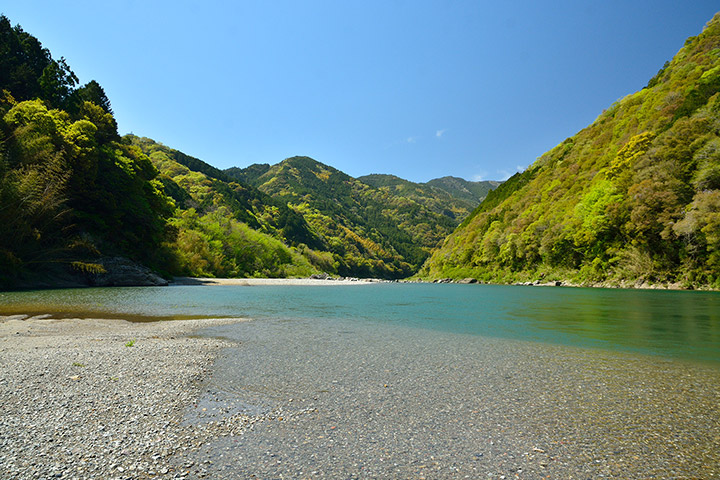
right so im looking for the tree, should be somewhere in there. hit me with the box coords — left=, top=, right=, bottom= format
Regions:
left=76, top=80, right=113, bottom=114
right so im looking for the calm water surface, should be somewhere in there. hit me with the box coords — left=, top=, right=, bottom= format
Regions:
left=1, top=283, right=719, bottom=363
left=4, top=283, right=720, bottom=477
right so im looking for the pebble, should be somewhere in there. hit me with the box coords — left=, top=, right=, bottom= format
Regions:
left=176, top=314, right=720, bottom=479
left=0, top=317, right=256, bottom=480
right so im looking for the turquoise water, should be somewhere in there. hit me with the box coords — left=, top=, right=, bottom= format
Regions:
left=1, top=283, right=719, bottom=364
left=4, top=283, right=720, bottom=476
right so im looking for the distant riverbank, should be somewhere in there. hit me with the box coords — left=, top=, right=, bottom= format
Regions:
left=170, top=276, right=376, bottom=286
left=419, top=275, right=718, bottom=291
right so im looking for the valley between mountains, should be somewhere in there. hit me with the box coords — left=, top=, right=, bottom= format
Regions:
left=2, top=12, right=720, bottom=289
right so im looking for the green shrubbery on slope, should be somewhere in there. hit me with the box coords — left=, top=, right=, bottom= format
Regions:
left=421, top=13, right=720, bottom=289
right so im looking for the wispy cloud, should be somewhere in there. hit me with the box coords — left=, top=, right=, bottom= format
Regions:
left=496, top=165, right=526, bottom=181
left=383, top=135, right=421, bottom=149
left=435, top=129, right=447, bottom=138
left=472, top=172, right=487, bottom=181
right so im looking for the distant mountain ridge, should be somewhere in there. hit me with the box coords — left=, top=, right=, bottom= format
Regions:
left=425, top=176, right=501, bottom=205
left=357, top=174, right=499, bottom=220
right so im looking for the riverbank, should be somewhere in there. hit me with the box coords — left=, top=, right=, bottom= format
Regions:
left=420, top=276, right=718, bottom=291
left=0, top=315, right=259, bottom=479
left=171, top=276, right=375, bottom=286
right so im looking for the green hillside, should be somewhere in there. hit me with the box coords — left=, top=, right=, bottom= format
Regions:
left=424, top=176, right=501, bottom=206
left=126, top=137, right=326, bottom=278
left=0, top=15, right=322, bottom=285
left=9, top=10, right=718, bottom=289
left=357, top=174, right=499, bottom=221
left=226, top=157, right=461, bottom=278
left=0, top=14, right=476, bottom=286
left=0, top=15, right=175, bottom=287
left=421, top=13, right=720, bottom=288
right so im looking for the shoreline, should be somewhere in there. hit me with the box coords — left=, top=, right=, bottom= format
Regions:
left=0, top=315, right=257, bottom=479
left=171, top=276, right=717, bottom=292
left=419, top=277, right=718, bottom=291
left=170, top=276, right=376, bottom=286
left=4, top=272, right=716, bottom=292
left=2, top=305, right=719, bottom=478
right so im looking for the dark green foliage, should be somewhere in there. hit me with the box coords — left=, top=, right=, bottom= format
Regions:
left=158, top=174, right=192, bottom=205
left=0, top=17, right=175, bottom=286
left=171, top=148, right=233, bottom=182
left=225, top=164, right=271, bottom=184
left=0, top=15, right=81, bottom=111
left=38, top=56, right=78, bottom=108
left=75, top=80, right=113, bottom=114
left=0, top=15, right=53, bottom=102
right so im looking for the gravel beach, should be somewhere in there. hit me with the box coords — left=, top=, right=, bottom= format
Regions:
left=0, top=315, right=260, bottom=479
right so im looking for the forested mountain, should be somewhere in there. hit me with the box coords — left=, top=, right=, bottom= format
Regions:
left=356, top=174, right=498, bottom=220
left=421, top=13, right=720, bottom=288
left=424, top=176, right=501, bottom=206
left=126, top=136, right=326, bottom=278
left=1, top=14, right=488, bottom=286
left=11, top=10, right=717, bottom=289
left=0, top=15, right=175, bottom=287
left=225, top=157, right=464, bottom=278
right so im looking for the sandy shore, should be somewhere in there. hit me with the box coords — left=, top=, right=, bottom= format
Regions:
left=0, top=315, right=261, bottom=479
left=171, top=276, right=376, bottom=286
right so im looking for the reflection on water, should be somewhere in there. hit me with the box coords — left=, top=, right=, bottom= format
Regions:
left=1, top=283, right=719, bottom=364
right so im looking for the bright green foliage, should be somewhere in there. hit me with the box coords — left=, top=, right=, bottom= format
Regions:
left=608, top=132, right=655, bottom=178
left=229, top=157, right=468, bottom=278
left=0, top=17, right=175, bottom=286
left=572, top=180, right=623, bottom=251
left=170, top=208, right=316, bottom=278
left=421, top=13, right=720, bottom=288
left=127, top=137, right=324, bottom=278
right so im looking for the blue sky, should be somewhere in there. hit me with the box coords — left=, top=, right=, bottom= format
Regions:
left=3, top=1, right=719, bottom=182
